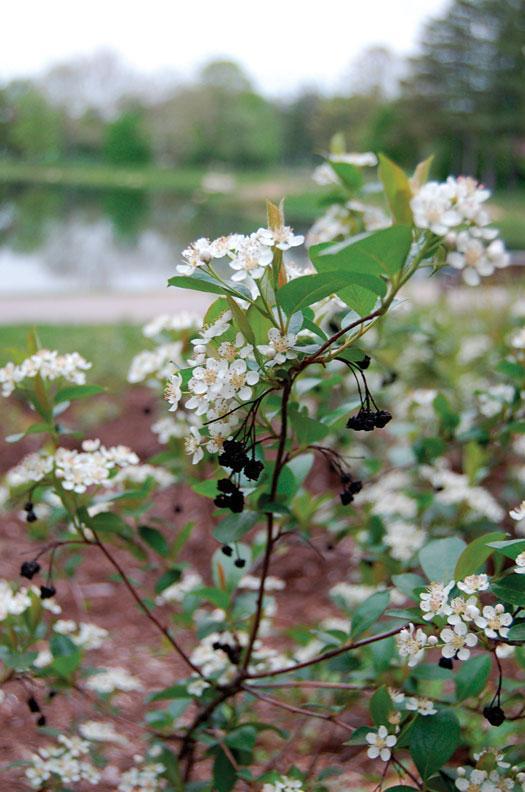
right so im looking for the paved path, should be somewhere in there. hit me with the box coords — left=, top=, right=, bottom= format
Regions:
left=0, top=291, right=212, bottom=324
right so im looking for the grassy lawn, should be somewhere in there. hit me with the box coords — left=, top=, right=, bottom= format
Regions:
left=0, top=324, right=145, bottom=386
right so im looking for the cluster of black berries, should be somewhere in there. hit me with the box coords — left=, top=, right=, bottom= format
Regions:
left=340, top=475, right=363, bottom=506
left=218, top=440, right=264, bottom=481
left=20, top=559, right=55, bottom=599
left=24, top=501, right=38, bottom=523
left=212, top=638, right=241, bottom=665
left=483, top=704, right=506, bottom=727
left=214, top=479, right=245, bottom=513
left=214, top=439, right=264, bottom=514
left=27, top=696, right=46, bottom=727
left=221, top=544, right=246, bottom=567
left=346, top=407, right=392, bottom=432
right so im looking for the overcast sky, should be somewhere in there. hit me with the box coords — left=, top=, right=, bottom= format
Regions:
left=2, top=0, right=450, bottom=95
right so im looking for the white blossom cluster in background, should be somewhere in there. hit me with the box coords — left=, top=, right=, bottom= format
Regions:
left=0, top=349, right=91, bottom=397
left=410, top=176, right=510, bottom=285
left=4, top=439, right=139, bottom=495
left=117, top=757, right=167, bottom=792
left=25, top=735, right=100, bottom=789
left=262, top=776, right=305, bottom=792
left=127, top=341, right=184, bottom=385
left=308, top=151, right=390, bottom=246
left=85, top=667, right=143, bottom=695
left=396, top=575, right=513, bottom=667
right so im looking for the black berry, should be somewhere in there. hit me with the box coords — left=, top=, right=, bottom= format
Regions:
left=234, top=558, right=246, bottom=568
left=243, top=459, right=264, bottom=481
left=26, top=511, right=38, bottom=523
left=20, top=560, right=41, bottom=580
left=36, top=715, right=46, bottom=727
left=40, top=585, right=56, bottom=600
left=483, top=705, right=506, bottom=727
left=27, top=696, right=40, bottom=713
left=221, top=545, right=233, bottom=557
left=439, top=657, right=454, bottom=670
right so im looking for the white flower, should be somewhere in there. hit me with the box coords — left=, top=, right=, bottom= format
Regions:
left=127, top=342, right=183, bottom=384
left=177, top=237, right=214, bottom=275
left=184, top=427, right=204, bottom=465
left=478, top=384, right=515, bottom=418
left=191, top=311, right=232, bottom=347
left=411, top=180, right=462, bottom=236
left=510, top=328, right=525, bottom=350
left=474, top=604, right=513, bottom=639
left=514, top=551, right=525, bottom=574
left=455, top=768, right=490, bottom=792
left=155, top=572, right=203, bottom=605
left=366, top=725, right=397, bottom=762
left=331, top=151, right=378, bottom=168
left=0, top=349, right=91, bottom=398
left=229, top=236, right=273, bottom=281
left=239, top=574, right=285, bottom=591
left=85, top=667, right=143, bottom=694
left=405, top=697, right=437, bottom=716
left=79, top=721, right=127, bottom=744
left=258, top=328, right=299, bottom=367
left=142, top=311, right=200, bottom=338
left=222, top=359, right=260, bottom=401
left=447, top=596, right=480, bottom=626
left=396, top=623, right=437, bottom=667
left=510, top=501, right=525, bottom=521
left=257, top=225, right=304, bottom=251
left=384, top=520, right=426, bottom=561
left=118, top=759, right=166, bottom=792
left=0, top=580, right=32, bottom=620
left=262, top=776, right=304, bottom=792
left=420, top=581, right=455, bottom=621
left=440, top=622, right=478, bottom=661
left=5, top=451, right=54, bottom=487
left=313, top=162, right=340, bottom=186
left=457, top=574, right=490, bottom=595
left=447, top=231, right=510, bottom=286
left=164, top=372, right=182, bottom=412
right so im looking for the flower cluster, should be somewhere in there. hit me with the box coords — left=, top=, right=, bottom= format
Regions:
left=177, top=226, right=303, bottom=284
left=117, top=758, right=167, bottom=792
left=410, top=176, right=510, bottom=285
left=85, top=667, right=143, bottom=694
left=25, top=735, right=100, bottom=789
left=0, top=349, right=91, bottom=397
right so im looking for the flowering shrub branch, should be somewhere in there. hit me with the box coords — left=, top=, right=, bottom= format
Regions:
left=1, top=146, right=525, bottom=791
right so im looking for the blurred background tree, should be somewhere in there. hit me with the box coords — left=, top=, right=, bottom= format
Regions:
left=0, top=0, right=523, bottom=186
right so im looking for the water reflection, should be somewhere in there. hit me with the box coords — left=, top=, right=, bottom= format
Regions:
left=0, top=185, right=281, bottom=294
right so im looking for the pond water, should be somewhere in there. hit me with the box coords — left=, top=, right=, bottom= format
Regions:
left=0, top=186, right=309, bottom=295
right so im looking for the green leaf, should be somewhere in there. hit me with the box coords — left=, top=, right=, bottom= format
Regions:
left=488, top=538, right=525, bottom=561
left=392, top=573, right=426, bottom=600
left=213, top=749, right=237, bottom=792
left=312, top=225, right=412, bottom=275
left=148, top=685, right=191, bottom=702
left=168, top=271, right=228, bottom=295
left=212, top=543, right=252, bottom=592
left=507, top=621, right=525, bottom=641
left=369, top=685, right=392, bottom=726
left=154, top=567, right=182, bottom=594
left=454, top=531, right=506, bottom=580
left=138, top=525, right=169, bottom=557
left=419, top=538, right=466, bottom=583
left=411, top=154, right=434, bottom=190
left=54, top=384, right=105, bottom=404
left=289, top=406, right=331, bottom=444
left=213, top=512, right=259, bottom=544
left=86, top=511, right=131, bottom=538
left=378, top=154, right=413, bottom=225
left=350, top=591, right=390, bottom=639
left=192, top=586, right=231, bottom=609
left=225, top=725, right=257, bottom=752
left=50, top=634, right=81, bottom=678
left=330, top=161, right=364, bottom=192
left=226, top=296, right=256, bottom=346
left=277, top=271, right=385, bottom=316
left=455, top=655, right=491, bottom=701
left=5, top=421, right=51, bottom=443
left=409, top=710, right=460, bottom=780
left=454, top=532, right=506, bottom=580
left=491, top=574, right=525, bottom=607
